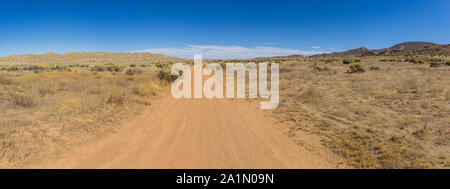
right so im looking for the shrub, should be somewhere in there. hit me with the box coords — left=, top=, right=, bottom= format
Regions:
left=92, top=63, right=123, bottom=72
left=92, top=65, right=106, bottom=72
left=0, top=74, right=12, bottom=85
left=38, top=85, right=55, bottom=97
left=322, top=58, right=335, bottom=63
left=413, top=59, right=425, bottom=64
left=106, top=93, right=125, bottom=105
left=445, top=61, right=450, bottom=66
left=429, top=62, right=441, bottom=68
left=155, top=62, right=169, bottom=69
left=50, top=64, right=70, bottom=71
left=104, top=63, right=123, bottom=72
left=13, top=94, right=36, bottom=108
left=348, top=63, right=366, bottom=73
left=313, top=63, right=329, bottom=71
left=126, top=68, right=143, bottom=75
left=130, top=64, right=136, bottom=67
left=369, top=66, right=380, bottom=70
left=405, top=57, right=425, bottom=64
left=157, top=69, right=178, bottom=82
left=6, top=66, right=19, bottom=71
left=342, top=58, right=353, bottom=64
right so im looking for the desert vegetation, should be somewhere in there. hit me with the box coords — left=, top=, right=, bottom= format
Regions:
left=0, top=50, right=449, bottom=169
left=0, top=55, right=179, bottom=167
left=273, top=57, right=449, bottom=168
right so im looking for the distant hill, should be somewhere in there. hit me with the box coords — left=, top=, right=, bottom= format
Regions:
left=255, top=54, right=307, bottom=59
left=0, top=51, right=186, bottom=64
left=279, top=42, right=450, bottom=58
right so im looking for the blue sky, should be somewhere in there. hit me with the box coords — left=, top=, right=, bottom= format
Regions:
left=0, top=0, right=449, bottom=58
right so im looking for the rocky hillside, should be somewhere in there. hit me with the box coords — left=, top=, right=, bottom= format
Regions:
left=310, top=42, right=450, bottom=58
left=0, top=51, right=186, bottom=65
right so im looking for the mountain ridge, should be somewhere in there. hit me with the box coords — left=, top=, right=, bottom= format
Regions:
left=286, top=42, right=450, bottom=58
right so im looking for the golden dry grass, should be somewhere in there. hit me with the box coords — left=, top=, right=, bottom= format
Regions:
left=0, top=64, right=167, bottom=167
left=273, top=58, right=449, bottom=168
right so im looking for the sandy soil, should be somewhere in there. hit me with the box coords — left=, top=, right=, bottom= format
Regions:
left=30, top=95, right=339, bottom=169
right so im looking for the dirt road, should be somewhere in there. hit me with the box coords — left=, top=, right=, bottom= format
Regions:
left=32, top=96, right=337, bottom=168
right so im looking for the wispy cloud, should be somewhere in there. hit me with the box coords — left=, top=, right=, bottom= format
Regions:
left=135, top=45, right=328, bottom=59
left=310, top=46, right=320, bottom=49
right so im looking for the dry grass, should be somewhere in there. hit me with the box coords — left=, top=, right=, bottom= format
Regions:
left=273, top=58, right=450, bottom=168
left=0, top=64, right=166, bottom=167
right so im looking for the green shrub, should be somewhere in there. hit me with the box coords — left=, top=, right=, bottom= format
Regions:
left=313, top=63, right=329, bottom=71
left=50, top=64, right=70, bottom=71
left=445, top=61, right=450, bottom=66
left=6, top=66, right=19, bottom=71
left=155, top=62, right=169, bottom=69
left=322, top=58, right=336, bottom=63
left=92, top=65, right=105, bottom=72
left=348, top=63, right=366, bottom=73
left=380, top=58, right=397, bottom=62
left=413, top=59, right=425, bottom=64
left=126, top=68, right=143, bottom=75
left=92, top=63, right=123, bottom=72
left=104, top=63, right=123, bottom=72
left=157, top=69, right=178, bottom=82
left=342, top=58, right=353, bottom=64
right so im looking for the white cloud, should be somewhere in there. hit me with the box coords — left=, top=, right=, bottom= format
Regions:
left=310, top=46, right=320, bottom=49
left=135, top=45, right=328, bottom=59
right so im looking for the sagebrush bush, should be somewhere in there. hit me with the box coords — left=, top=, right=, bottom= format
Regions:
left=92, top=63, right=123, bottom=72
left=155, top=62, right=169, bottom=69
left=369, top=66, right=380, bottom=70
left=106, top=93, right=126, bottom=105
left=313, top=63, right=329, bottom=71
left=348, top=63, right=366, bottom=73
left=126, top=68, right=143, bottom=75
left=429, top=62, right=441, bottom=68
left=405, top=57, right=425, bottom=64
left=13, top=94, right=36, bottom=108
left=157, top=69, right=178, bottom=82
left=6, top=66, right=19, bottom=71
left=342, top=58, right=353, bottom=64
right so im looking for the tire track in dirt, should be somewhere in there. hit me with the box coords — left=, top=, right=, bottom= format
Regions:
left=31, top=94, right=338, bottom=168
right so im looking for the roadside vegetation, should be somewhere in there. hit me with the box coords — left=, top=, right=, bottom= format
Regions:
left=273, top=56, right=449, bottom=168
left=0, top=60, right=178, bottom=167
